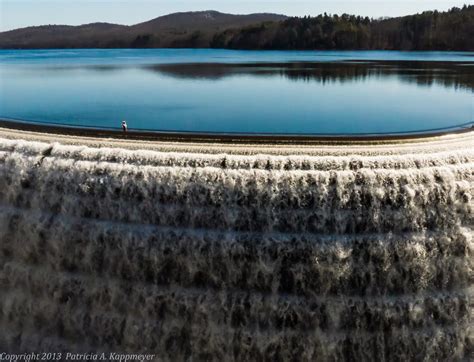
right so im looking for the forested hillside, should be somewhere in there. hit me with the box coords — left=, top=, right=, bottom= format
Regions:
left=211, top=6, right=474, bottom=50
left=0, top=11, right=287, bottom=49
left=1, top=6, right=473, bottom=50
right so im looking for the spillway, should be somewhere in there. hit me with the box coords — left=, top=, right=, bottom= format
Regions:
left=0, top=128, right=472, bottom=361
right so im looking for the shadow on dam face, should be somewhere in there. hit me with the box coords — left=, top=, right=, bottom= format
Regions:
left=0, top=132, right=472, bottom=360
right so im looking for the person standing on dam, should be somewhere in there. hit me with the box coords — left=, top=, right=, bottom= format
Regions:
left=121, top=120, right=128, bottom=133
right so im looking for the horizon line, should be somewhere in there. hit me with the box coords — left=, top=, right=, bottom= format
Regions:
left=1, top=6, right=469, bottom=33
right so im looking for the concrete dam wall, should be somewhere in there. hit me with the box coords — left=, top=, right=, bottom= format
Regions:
left=0, top=131, right=472, bottom=361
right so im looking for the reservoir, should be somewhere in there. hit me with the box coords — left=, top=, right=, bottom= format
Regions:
left=0, top=49, right=473, bottom=135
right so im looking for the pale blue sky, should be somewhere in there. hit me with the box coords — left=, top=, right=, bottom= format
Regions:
left=1, top=0, right=472, bottom=31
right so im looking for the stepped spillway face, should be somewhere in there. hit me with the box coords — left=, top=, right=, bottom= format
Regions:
left=0, top=130, right=472, bottom=361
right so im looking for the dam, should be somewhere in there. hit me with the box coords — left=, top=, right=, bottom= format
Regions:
left=0, top=126, right=472, bottom=360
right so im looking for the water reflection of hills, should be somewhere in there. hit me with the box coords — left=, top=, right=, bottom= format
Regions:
left=149, top=61, right=474, bottom=91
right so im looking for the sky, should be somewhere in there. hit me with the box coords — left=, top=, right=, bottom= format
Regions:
left=1, top=0, right=472, bottom=32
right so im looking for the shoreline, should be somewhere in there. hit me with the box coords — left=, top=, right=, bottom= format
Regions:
left=1, top=124, right=473, bottom=158
left=0, top=118, right=472, bottom=146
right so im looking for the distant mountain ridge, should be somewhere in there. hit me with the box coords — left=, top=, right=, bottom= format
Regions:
left=0, top=11, right=287, bottom=49
left=0, top=7, right=473, bottom=50
left=135, top=11, right=286, bottom=31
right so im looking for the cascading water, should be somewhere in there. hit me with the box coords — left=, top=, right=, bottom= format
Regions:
left=0, top=132, right=472, bottom=361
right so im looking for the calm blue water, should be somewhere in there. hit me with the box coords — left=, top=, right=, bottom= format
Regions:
left=0, top=49, right=473, bottom=135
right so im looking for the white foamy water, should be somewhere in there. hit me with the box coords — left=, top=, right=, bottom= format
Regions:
left=0, top=133, right=472, bottom=360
